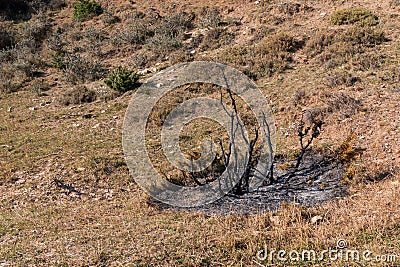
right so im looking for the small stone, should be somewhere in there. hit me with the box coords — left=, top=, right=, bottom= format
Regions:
left=7, top=107, right=12, bottom=112
left=113, top=116, right=119, bottom=120
left=320, top=12, right=327, bottom=17
left=190, top=50, right=196, bottom=54
left=139, top=69, right=151, bottom=75
left=311, top=215, right=323, bottom=224
left=101, top=110, right=106, bottom=114
left=92, top=123, right=100, bottom=129
left=29, top=107, right=37, bottom=111
left=76, top=167, right=85, bottom=172
left=156, top=83, right=163, bottom=88
left=15, top=179, right=26, bottom=185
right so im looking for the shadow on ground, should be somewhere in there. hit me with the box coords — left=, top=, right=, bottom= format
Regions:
left=148, top=150, right=348, bottom=215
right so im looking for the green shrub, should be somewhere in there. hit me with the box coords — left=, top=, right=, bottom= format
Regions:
left=52, top=52, right=66, bottom=70
left=104, top=66, right=141, bottom=93
left=330, top=8, right=379, bottom=26
left=73, top=0, right=103, bottom=21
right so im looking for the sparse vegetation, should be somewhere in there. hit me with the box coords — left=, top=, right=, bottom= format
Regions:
left=0, top=0, right=399, bottom=266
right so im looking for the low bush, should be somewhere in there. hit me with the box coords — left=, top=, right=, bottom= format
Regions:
left=197, top=7, right=221, bottom=28
left=324, top=70, right=361, bottom=87
left=73, top=0, right=103, bottom=21
left=0, top=64, right=22, bottom=93
left=102, top=11, right=120, bottom=25
left=215, top=32, right=303, bottom=79
left=312, top=26, right=387, bottom=69
left=199, top=27, right=235, bottom=51
left=147, top=11, right=194, bottom=56
left=351, top=52, right=386, bottom=71
left=330, top=8, right=379, bottom=26
left=316, top=42, right=358, bottom=69
left=18, top=13, right=51, bottom=45
left=0, top=44, right=43, bottom=93
left=326, top=93, right=362, bottom=118
left=276, top=2, right=313, bottom=16
left=336, top=26, right=387, bottom=47
left=390, top=0, right=400, bottom=6
left=112, top=21, right=154, bottom=47
left=58, top=86, right=97, bottom=106
left=304, top=30, right=335, bottom=57
left=61, top=53, right=105, bottom=84
left=48, top=0, right=66, bottom=10
left=31, top=78, right=50, bottom=96
left=104, top=66, right=141, bottom=93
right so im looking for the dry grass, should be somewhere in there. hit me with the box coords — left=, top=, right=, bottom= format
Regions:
left=0, top=0, right=399, bottom=265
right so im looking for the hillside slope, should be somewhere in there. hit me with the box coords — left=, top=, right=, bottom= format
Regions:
left=0, top=0, right=399, bottom=265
